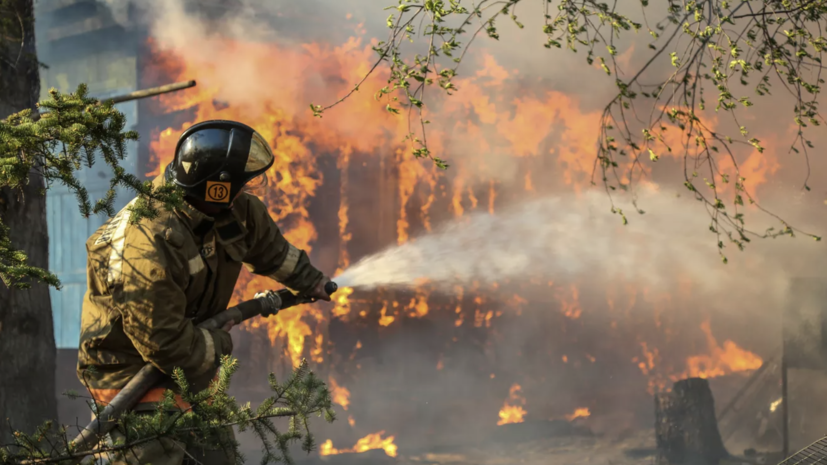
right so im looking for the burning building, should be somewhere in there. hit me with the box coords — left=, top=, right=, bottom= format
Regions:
left=36, top=0, right=827, bottom=461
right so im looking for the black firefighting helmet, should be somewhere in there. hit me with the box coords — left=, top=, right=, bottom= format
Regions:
left=165, top=120, right=274, bottom=208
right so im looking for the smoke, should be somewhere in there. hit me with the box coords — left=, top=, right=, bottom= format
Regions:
left=108, top=0, right=822, bottom=197
left=104, top=0, right=627, bottom=193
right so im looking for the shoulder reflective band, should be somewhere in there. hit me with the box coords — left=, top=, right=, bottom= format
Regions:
left=103, top=198, right=138, bottom=285
left=188, top=255, right=206, bottom=275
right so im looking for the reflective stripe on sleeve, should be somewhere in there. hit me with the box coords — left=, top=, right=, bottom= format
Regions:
left=269, top=244, right=300, bottom=281
left=195, top=327, right=216, bottom=376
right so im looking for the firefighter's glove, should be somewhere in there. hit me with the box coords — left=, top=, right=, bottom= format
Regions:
left=210, top=328, right=234, bottom=357
left=306, top=276, right=332, bottom=302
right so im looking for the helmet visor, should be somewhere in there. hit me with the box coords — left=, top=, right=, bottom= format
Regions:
left=246, top=132, right=275, bottom=174
left=243, top=171, right=270, bottom=196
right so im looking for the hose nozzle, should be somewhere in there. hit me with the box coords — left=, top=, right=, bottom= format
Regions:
left=324, top=281, right=338, bottom=296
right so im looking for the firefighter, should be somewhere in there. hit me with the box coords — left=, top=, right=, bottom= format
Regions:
left=78, top=120, right=331, bottom=465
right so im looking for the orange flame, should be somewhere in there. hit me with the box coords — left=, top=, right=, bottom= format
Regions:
left=635, top=342, right=658, bottom=376
left=332, top=287, right=354, bottom=319
left=320, top=432, right=398, bottom=457
left=408, top=290, right=430, bottom=318
left=397, top=147, right=430, bottom=244
left=311, top=334, right=324, bottom=364
left=555, top=284, right=582, bottom=320
left=243, top=308, right=317, bottom=367
left=420, top=165, right=439, bottom=232
left=378, top=301, right=395, bottom=327
left=328, top=376, right=350, bottom=411
left=498, top=405, right=528, bottom=426
left=497, top=384, right=527, bottom=426
left=674, top=320, right=763, bottom=380
left=488, top=179, right=496, bottom=214
left=332, top=146, right=354, bottom=319
left=452, top=176, right=465, bottom=218
left=565, top=408, right=591, bottom=421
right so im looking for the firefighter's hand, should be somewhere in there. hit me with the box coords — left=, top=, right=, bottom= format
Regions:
left=307, top=276, right=333, bottom=302
left=221, top=319, right=235, bottom=332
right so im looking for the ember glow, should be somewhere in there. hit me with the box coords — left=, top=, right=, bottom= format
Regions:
left=497, top=384, right=528, bottom=426
left=320, top=432, right=398, bottom=458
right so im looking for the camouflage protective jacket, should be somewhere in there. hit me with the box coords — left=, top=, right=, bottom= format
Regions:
left=78, top=175, right=323, bottom=402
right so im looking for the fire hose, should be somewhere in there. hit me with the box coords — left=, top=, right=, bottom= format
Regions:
left=65, top=281, right=339, bottom=459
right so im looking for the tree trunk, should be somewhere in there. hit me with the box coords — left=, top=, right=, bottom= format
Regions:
left=0, top=0, right=58, bottom=444
left=655, top=378, right=729, bottom=465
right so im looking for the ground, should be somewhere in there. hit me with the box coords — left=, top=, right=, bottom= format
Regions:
left=236, top=423, right=658, bottom=465
left=52, top=351, right=795, bottom=465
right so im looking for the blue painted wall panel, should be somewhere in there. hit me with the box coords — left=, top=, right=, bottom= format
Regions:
left=47, top=98, right=140, bottom=349
left=34, top=2, right=145, bottom=348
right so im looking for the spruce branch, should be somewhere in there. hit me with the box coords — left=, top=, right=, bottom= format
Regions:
left=1, top=357, right=335, bottom=465
left=0, top=84, right=185, bottom=289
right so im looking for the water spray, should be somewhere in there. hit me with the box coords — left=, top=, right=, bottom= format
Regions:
left=332, top=190, right=769, bottom=296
